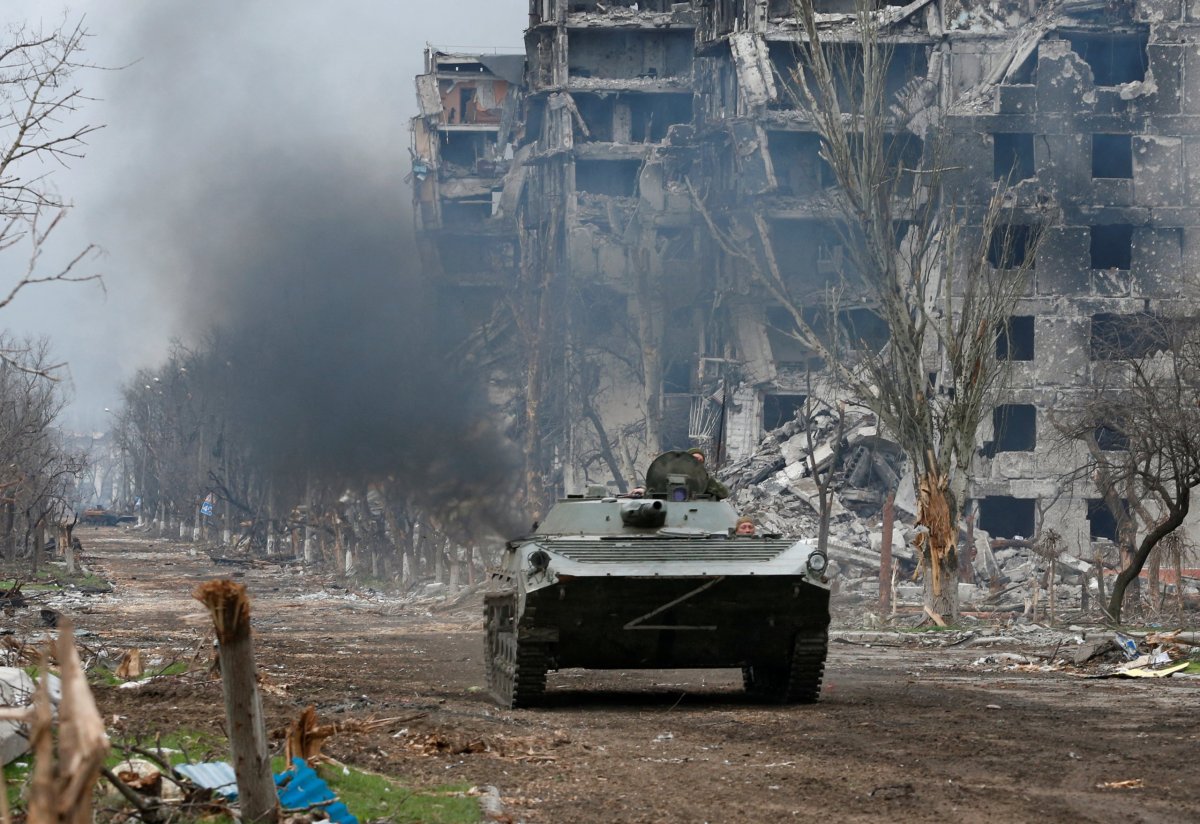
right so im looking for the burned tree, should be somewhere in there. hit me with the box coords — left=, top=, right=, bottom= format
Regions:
left=1058, top=314, right=1200, bottom=624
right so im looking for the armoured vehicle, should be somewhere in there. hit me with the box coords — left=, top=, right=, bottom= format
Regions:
left=484, top=451, right=831, bottom=708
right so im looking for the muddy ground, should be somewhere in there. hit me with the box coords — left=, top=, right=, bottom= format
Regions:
left=17, top=530, right=1200, bottom=823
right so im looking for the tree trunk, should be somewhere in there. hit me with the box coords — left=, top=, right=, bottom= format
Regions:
left=917, top=464, right=959, bottom=622
left=1048, top=559, right=1057, bottom=625
left=879, top=493, right=894, bottom=615
left=193, top=581, right=278, bottom=823
left=1147, top=548, right=1161, bottom=615
left=631, top=265, right=663, bottom=455
left=33, top=520, right=45, bottom=576
left=64, top=526, right=76, bottom=576
left=1108, top=492, right=1189, bottom=623
left=449, top=545, right=461, bottom=594
left=2, top=500, right=14, bottom=562
left=1175, top=548, right=1185, bottom=617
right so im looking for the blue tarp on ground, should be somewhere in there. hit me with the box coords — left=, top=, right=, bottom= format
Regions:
left=276, top=758, right=358, bottom=824
left=175, top=758, right=358, bottom=824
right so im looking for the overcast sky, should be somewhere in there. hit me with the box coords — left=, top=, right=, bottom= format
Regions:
left=2, top=1, right=526, bottom=431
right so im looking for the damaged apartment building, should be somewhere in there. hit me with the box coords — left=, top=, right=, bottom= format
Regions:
left=412, top=0, right=1200, bottom=554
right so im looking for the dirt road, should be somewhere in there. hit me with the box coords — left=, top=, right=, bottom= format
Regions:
left=46, top=531, right=1200, bottom=823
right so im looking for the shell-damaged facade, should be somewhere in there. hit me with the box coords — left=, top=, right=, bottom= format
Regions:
left=412, top=0, right=1200, bottom=557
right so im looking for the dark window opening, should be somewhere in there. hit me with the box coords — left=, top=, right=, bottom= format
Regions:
left=567, top=29, right=694, bottom=81
left=1061, top=31, right=1148, bottom=86
left=439, top=132, right=495, bottom=171
left=439, top=236, right=514, bottom=276
left=768, top=132, right=836, bottom=195
left=1090, top=224, right=1134, bottom=270
left=988, top=224, right=1035, bottom=269
left=979, top=496, right=1036, bottom=540
left=1090, top=312, right=1170, bottom=359
left=575, top=159, right=641, bottom=196
left=577, top=285, right=626, bottom=336
left=441, top=200, right=492, bottom=225
left=1092, top=134, right=1133, bottom=179
left=1087, top=498, right=1127, bottom=541
left=768, top=220, right=835, bottom=285
left=574, top=93, right=693, bottom=144
left=663, top=359, right=693, bottom=394
left=1094, top=424, right=1129, bottom=451
left=817, top=238, right=846, bottom=274
left=993, top=133, right=1035, bottom=182
left=1007, top=49, right=1037, bottom=84
left=839, top=307, right=890, bottom=351
left=763, top=394, right=807, bottom=431
left=993, top=404, right=1037, bottom=452
left=770, top=42, right=927, bottom=112
left=765, top=305, right=826, bottom=368
left=574, top=95, right=615, bottom=142
left=997, top=315, right=1035, bottom=361
left=629, top=94, right=693, bottom=142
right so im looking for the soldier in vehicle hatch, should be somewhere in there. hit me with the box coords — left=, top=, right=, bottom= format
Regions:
left=685, top=447, right=730, bottom=500
left=734, top=516, right=757, bottom=537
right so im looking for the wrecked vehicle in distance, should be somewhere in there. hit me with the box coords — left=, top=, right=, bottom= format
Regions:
left=484, top=451, right=832, bottom=708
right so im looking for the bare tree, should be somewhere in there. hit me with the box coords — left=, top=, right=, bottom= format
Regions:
left=0, top=17, right=102, bottom=369
left=799, top=371, right=846, bottom=557
left=0, top=336, right=86, bottom=570
left=692, top=0, right=1053, bottom=621
left=1057, top=314, right=1200, bottom=623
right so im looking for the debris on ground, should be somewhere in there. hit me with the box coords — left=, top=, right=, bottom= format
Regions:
left=718, top=413, right=1200, bottom=622
left=276, top=757, right=358, bottom=824
left=174, top=761, right=238, bottom=798
left=0, top=622, right=110, bottom=821
left=115, top=649, right=143, bottom=681
left=0, top=666, right=38, bottom=765
left=959, top=626, right=1197, bottom=678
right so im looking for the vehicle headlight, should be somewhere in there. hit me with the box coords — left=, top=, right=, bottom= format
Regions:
left=528, top=549, right=551, bottom=574
left=806, top=551, right=828, bottom=575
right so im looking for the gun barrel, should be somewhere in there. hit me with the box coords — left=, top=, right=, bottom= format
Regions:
left=619, top=499, right=666, bottom=528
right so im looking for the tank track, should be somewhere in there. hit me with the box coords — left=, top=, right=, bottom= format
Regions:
left=485, top=597, right=549, bottom=708
left=785, top=626, right=828, bottom=704
left=742, top=626, right=828, bottom=704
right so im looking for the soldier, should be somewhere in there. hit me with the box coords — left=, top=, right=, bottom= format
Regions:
left=734, top=516, right=756, bottom=537
left=686, top=447, right=729, bottom=500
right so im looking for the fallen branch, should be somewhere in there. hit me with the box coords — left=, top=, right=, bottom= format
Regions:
left=99, top=766, right=163, bottom=824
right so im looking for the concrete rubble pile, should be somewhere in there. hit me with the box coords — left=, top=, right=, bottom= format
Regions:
left=717, top=413, right=1200, bottom=620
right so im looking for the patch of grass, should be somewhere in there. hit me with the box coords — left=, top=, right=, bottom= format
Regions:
left=314, top=763, right=478, bottom=824
left=107, top=728, right=227, bottom=770
left=89, top=658, right=195, bottom=687
left=0, top=567, right=110, bottom=593
left=1183, top=659, right=1200, bottom=674
left=4, top=755, right=31, bottom=811
left=67, top=571, right=111, bottom=590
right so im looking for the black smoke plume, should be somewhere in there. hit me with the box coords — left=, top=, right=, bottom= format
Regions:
left=113, top=7, right=524, bottom=538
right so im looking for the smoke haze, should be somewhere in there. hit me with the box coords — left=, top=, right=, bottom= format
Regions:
left=0, top=1, right=526, bottom=439
left=23, top=3, right=530, bottom=534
